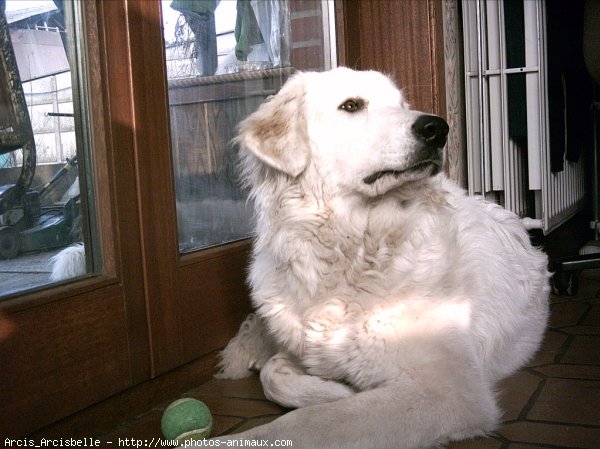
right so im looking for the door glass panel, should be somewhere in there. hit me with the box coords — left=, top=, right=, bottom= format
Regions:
left=0, top=0, right=97, bottom=297
left=162, top=0, right=336, bottom=253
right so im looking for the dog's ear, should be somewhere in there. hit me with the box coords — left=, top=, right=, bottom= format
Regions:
left=236, top=73, right=310, bottom=178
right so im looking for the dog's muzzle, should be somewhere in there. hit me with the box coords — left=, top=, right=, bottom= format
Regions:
left=362, top=115, right=449, bottom=186
left=362, top=151, right=443, bottom=185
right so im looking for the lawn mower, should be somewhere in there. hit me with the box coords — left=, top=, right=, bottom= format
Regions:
left=0, top=6, right=80, bottom=260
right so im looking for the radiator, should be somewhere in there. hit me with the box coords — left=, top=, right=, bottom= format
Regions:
left=462, top=0, right=586, bottom=234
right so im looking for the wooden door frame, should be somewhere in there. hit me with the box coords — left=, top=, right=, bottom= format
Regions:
left=112, top=0, right=252, bottom=376
left=0, top=0, right=151, bottom=436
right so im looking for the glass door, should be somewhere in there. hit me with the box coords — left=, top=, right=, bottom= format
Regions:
left=161, top=0, right=336, bottom=253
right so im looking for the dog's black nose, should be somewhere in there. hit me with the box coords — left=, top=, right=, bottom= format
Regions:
left=412, top=115, right=449, bottom=148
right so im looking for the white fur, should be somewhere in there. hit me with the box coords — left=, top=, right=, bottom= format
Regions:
left=49, top=243, right=86, bottom=282
left=214, top=68, right=550, bottom=449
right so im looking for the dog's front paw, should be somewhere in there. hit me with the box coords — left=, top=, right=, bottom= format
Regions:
left=217, top=349, right=274, bottom=379
left=216, top=344, right=256, bottom=379
left=248, top=354, right=272, bottom=373
left=259, top=353, right=354, bottom=408
left=260, top=353, right=305, bottom=406
left=215, top=314, right=276, bottom=379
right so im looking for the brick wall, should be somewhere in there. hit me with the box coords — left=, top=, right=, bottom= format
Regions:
left=289, top=0, right=327, bottom=71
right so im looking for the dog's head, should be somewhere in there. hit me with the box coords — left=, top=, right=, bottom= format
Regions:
left=236, top=67, right=448, bottom=198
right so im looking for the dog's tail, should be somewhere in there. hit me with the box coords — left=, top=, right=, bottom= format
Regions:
left=49, top=243, right=86, bottom=282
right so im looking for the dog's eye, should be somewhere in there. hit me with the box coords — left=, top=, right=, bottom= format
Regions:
left=338, top=98, right=365, bottom=113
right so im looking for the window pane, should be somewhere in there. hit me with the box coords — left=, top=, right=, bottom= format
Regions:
left=162, top=0, right=335, bottom=253
left=0, top=0, right=97, bottom=296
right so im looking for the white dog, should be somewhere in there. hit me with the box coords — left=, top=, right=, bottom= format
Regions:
left=213, top=68, right=550, bottom=448
left=49, top=243, right=86, bottom=282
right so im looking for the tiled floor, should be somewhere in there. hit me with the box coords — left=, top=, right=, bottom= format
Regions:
left=99, top=268, right=600, bottom=449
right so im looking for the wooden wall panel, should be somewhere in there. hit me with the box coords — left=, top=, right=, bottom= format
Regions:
left=338, top=0, right=446, bottom=117
left=178, top=243, right=253, bottom=363
left=0, top=286, right=131, bottom=436
left=29, top=352, right=220, bottom=440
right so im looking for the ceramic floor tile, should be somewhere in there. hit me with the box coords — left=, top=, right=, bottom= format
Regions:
left=497, top=371, right=543, bottom=421
left=498, top=421, right=600, bottom=449
left=229, top=416, right=280, bottom=434
left=200, top=396, right=286, bottom=419
left=211, top=415, right=246, bottom=437
left=445, top=436, right=502, bottom=449
left=549, top=301, right=589, bottom=329
left=582, top=303, right=600, bottom=326
left=533, top=363, right=600, bottom=380
left=507, top=445, right=565, bottom=449
left=527, top=378, right=600, bottom=426
left=189, top=375, right=267, bottom=401
left=560, top=335, right=600, bottom=364
left=526, top=330, right=569, bottom=367
left=560, top=325, right=600, bottom=335
left=100, top=410, right=163, bottom=441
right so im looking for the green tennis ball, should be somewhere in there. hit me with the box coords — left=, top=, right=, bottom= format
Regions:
left=161, top=398, right=212, bottom=443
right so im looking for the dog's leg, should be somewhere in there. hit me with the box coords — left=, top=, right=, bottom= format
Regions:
left=259, top=353, right=355, bottom=408
left=211, top=368, right=499, bottom=449
left=216, top=314, right=277, bottom=379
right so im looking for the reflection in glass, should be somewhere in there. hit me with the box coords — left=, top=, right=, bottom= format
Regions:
left=0, top=0, right=93, bottom=296
left=162, top=0, right=334, bottom=252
